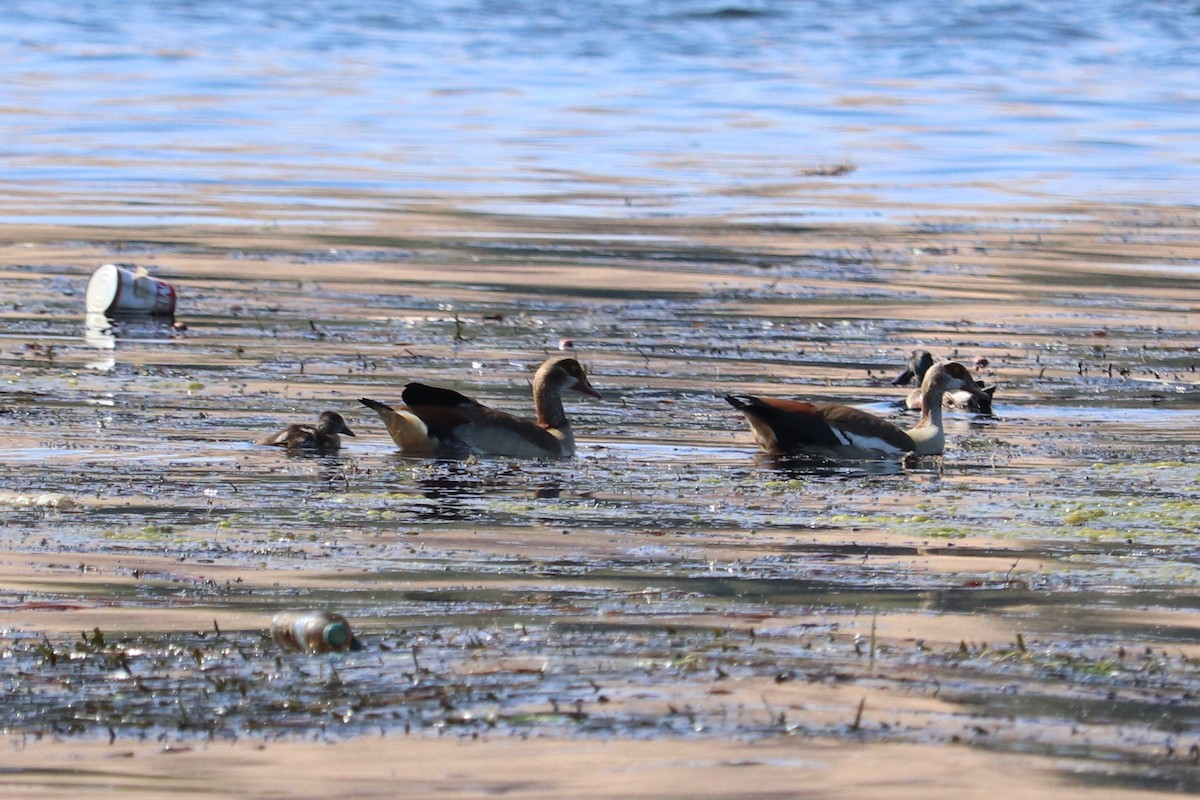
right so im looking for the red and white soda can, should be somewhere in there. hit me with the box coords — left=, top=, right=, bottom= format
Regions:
left=85, top=264, right=177, bottom=317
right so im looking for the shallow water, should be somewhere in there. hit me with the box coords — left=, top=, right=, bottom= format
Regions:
left=2, top=204, right=1200, bottom=792
left=3, top=0, right=1200, bottom=795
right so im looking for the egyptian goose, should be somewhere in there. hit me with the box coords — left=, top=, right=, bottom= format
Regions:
left=894, top=349, right=995, bottom=413
left=259, top=410, right=355, bottom=454
left=359, top=357, right=600, bottom=458
left=726, top=361, right=991, bottom=458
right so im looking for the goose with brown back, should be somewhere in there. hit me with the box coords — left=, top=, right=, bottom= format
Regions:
left=360, top=357, right=600, bottom=458
left=726, top=361, right=990, bottom=458
left=893, top=349, right=995, bottom=413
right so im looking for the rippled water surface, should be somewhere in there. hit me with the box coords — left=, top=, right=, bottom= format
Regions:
left=2, top=0, right=1200, bottom=796
left=3, top=0, right=1200, bottom=225
left=3, top=210, right=1200, bottom=791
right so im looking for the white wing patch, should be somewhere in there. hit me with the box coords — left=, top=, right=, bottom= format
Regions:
left=831, top=428, right=907, bottom=455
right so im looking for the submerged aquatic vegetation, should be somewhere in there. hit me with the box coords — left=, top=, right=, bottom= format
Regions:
left=1, top=613, right=1197, bottom=776
left=1, top=208, right=1200, bottom=793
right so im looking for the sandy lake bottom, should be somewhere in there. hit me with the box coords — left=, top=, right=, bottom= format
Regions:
left=2, top=201, right=1200, bottom=797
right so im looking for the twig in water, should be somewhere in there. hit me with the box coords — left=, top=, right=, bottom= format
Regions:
left=869, top=614, right=877, bottom=674
left=851, top=697, right=866, bottom=731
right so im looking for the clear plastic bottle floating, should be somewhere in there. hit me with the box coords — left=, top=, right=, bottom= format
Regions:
left=270, top=610, right=363, bottom=653
left=85, top=263, right=177, bottom=317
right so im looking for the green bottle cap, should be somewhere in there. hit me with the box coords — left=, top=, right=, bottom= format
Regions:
left=322, top=621, right=351, bottom=649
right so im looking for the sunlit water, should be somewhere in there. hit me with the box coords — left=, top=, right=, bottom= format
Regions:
left=3, top=0, right=1200, bottom=792
left=2, top=0, right=1200, bottom=225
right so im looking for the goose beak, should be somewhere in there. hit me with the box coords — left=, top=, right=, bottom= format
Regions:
left=574, top=376, right=602, bottom=399
left=892, top=368, right=915, bottom=386
left=967, top=382, right=995, bottom=415
left=965, top=379, right=993, bottom=404
left=341, top=424, right=356, bottom=437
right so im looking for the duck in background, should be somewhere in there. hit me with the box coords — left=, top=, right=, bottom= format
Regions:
left=894, top=349, right=995, bottom=413
left=726, top=361, right=992, bottom=458
left=360, top=356, right=600, bottom=459
left=259, top=410, right=355, bottom=454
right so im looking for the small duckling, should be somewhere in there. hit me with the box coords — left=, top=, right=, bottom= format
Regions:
left=259, top=410, right=355, bottom=454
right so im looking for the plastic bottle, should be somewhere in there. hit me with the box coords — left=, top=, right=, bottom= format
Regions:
left=270, top=610, right=362, bottom=653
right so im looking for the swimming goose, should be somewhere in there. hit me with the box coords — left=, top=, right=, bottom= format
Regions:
left=726, top=361, right=990, bottom=458
left=259, top=410, right=355, bottom=454
left=359, top=357, right=600, bottom=458
left=894, top=349, right=995, bottom=413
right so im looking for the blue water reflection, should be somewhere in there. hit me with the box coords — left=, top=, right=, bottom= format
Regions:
left=2, top=0, right=1197, bottom=223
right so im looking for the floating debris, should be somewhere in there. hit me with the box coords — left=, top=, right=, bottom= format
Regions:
left=0, top=492, right=76, bottom=509
left=85, top=264, right=177, bottom=318
left=270, top=611, right=363, bottom=653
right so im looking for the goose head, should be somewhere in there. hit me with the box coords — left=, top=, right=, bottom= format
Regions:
left=539, top=357, right=601, bottom=399
left=893, top=349, right=936, bottom=386
left=922, top=361, right=991, bottom=404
